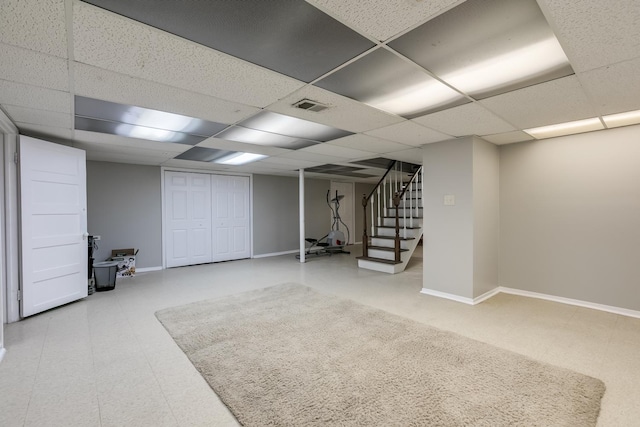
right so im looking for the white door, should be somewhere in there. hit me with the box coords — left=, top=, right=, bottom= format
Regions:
left=329, top=182, right=355, bottom=244
left=164, top=171, right=212, bottom=268
left=20, top=136, right=87, bottom=317
left=212, top=175, right=251, bottom=262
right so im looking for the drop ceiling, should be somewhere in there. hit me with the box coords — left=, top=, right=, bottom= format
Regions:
left=1, top=0, right=639, bottom=183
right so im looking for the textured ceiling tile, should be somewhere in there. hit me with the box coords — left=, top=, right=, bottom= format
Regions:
left=306, top=0, right=462, bottom=41
left=259, top=157, right=321, bottom=168
left=161, top=158, right=231, bottom=171
left=0, top=80, right=71, bottom=113
left=74, top=64, right=259, bottom=124
left=266, top=85, right=404, bottom=133
left=4, top=105, right=71, bottom=129
left=480, top=76, right=598, bottom=129
left=302, top=143, right=373, bottom=159
left=0, top=43, right=69, bottom=91
left=481, top=131, right=533, bottom=145
left=18, top=123, right=74, bottom=140
left=382, top=147, right=424, bottom=164
left=277, top=150, right=344, bottom=163
left=0, top=0, right=67, bottom=58
left=74, top=140, right=178, bottom=162
left=364, top=121, right=452, bottom=146
left=197, top=138, right=291, bottom=156
left=73, top=2, right=304, bottom=108
left=539, top=0, right=640, bottom=72
left=579, top=57, right=640, bottom=116
left=413, top=103, right=515, bottom=136
left=325, top=134, right=411, bottom=153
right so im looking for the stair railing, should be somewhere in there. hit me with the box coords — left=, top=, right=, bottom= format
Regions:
left=393, top=165, right=423, bottom=262
left=362, top=160, right=398, bottom=258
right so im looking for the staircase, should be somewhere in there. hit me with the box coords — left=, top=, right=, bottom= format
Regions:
left=357, top=161, right=423, bottom=274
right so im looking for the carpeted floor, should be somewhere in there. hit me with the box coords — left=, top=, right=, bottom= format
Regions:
left=156, top=283, right=606, bottom=426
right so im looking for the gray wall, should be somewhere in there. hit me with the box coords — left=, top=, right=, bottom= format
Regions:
left=87, top=161, right=162, bottom=268
left=500, top=125, right=640, bottom=311
left=472, top=138, right=500, bottom=298
left=422, top=138, right=475, bottom=298
left=252, top=174, right=330, bottom=256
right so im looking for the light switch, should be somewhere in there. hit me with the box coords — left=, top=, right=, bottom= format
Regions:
left=444, top=194, right=455, bottom=206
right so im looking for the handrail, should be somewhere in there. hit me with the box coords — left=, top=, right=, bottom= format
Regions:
left=396, top=165, right=421, bottom=201
left=364, top=160, right=397, bottom=203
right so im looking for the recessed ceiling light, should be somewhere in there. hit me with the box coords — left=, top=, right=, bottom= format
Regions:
left=215, top=152, right=268, bottom=165
left=239, top=111, right=351, bottom=142
left=216, top=126, right=318, bottom=150
left=602, top=110, right=640, bottom=128
left=366, top=79, right=464, bottom=117
left=524, top=118, right=604, bottom=139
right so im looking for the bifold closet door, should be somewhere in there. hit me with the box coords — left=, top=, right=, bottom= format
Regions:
left=212, top=175, right=251, bottom=262
left=165, top=171, right=212, bottom=268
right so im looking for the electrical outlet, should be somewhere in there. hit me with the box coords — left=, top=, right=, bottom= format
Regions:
left=93, top=235, right=101, bottom=240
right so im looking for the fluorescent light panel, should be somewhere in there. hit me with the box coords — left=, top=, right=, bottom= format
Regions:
left=239, top=111, right=351, bottom=142
left=603, top=110, right=640, bottom=128
left=216, top=126, right=318, bottom=150
left=215, top=152, right=268, bottom=165
left=524, top=118, right=604, bottom=139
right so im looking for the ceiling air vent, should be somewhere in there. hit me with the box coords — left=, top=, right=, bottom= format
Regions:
left=293, top=99, right=329, bottom=112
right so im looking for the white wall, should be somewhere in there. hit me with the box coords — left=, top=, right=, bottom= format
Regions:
left=500, top=125, right=640, bottom=311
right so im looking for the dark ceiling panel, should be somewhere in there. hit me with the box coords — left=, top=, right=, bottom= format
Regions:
left=81, top=0, right=374, bottom=82
left=74, top=116, right=206, bottom=145
left=389, top=0, right=574, bottom=99
left=175, top=147, right=236, bottom=162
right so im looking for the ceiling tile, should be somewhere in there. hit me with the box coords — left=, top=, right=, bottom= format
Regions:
left=579, top=57, right=640, bottom=116
left=277, top=150, right=344, bottom=164
left=538, top=0, right=640, bottom=72
left=197, top=138, right=291, bottom=157
left=74, top=63, right=259, bottom=124
left=259, top=157, right=321, bottom=168
left=413, top=103, right=515, bottom=136
left=161, top=158, right=231, bottom=171
left=364, top=121, right=452, bottom=146
left=301, top=144, right=373, bottom=160
left=381, top=147, right=424, bottom=164
left=390, top=0, right=572, bottom=99
left=216, top=127, right=318, bottom=150
left=480, top=75, right=597, bottom=129
left=0, top=0, right=68, bottom=58
left=0, top=43, right=69, bottom=91
left=0, top=80, right=71, bottom=113
left=266, top=85, right=404, bottom=133
left=325, top=134, right=411, bottom=153
left=306, top=0, right=461, bottom=42
left=83, top=0, right=374, bottom=83
left=18, top=123, right=74, bottom=141
left=74, top=140, right=178, bottom=165
left=4, top=105, right=71, bottom=129
left=175, top=147, right=235, bottom=162
left=481, top=131, right=534, bottom=145
left=315, top=48, right=466, bottom=117
left=73, top=2, right=304, bottom=108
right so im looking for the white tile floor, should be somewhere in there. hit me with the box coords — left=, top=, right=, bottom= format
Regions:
left=1, top=246, right=639, bottom=426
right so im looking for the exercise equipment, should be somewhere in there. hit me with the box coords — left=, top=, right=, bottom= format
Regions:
left=296, top=189, right=350, bottom=259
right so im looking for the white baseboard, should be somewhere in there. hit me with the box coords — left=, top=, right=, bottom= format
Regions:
left=499, top=287, right=640, bottom=319
left=420, top=287, right=501, bottom=305
left=0, top=347, right=6, bottom=364
left=253, top=249, right=299, bottom=259
left=421, top=286, right=640, bottom=318
left=135, top=266, right=163, bottom=273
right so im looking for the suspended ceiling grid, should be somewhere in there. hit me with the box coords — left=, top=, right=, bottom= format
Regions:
left=0, top=0, right=639, bottom=182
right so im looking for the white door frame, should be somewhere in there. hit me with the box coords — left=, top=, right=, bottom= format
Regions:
left=160, top=167, right=253, bottom=269
left=1, top=117, right=20, bottom=324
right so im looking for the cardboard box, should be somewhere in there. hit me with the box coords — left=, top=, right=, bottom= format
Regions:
left=111, top=249, right=137, bottom=278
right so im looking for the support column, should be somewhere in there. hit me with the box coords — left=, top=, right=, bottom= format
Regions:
left=299, top=169, right=305, bottom=263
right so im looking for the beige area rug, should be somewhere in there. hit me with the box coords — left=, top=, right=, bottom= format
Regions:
left=156, top=283, right=605, bottom=426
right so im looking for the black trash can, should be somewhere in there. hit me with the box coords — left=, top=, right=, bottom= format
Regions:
left=93, top=261, right=119, bottom=291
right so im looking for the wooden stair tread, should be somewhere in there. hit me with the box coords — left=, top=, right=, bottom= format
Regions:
left=383, top=216, right=423, bottom=219
left=368, top=245, right=408, bottom=252
left=376, top=225, right=421, bottom=230
left=356, top=256, right=402, bottom=265
left=370, top=235, right=415, bottom=240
